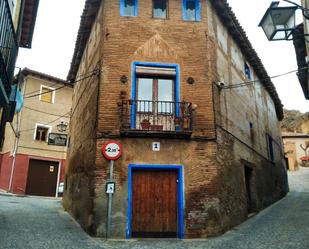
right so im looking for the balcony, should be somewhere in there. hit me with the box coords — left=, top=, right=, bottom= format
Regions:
left=0, top=0, right=18, bottom=102
left=120, top=100, right=193, bottom=138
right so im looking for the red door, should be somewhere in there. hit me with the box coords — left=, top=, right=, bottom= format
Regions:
left=131, top=169, right=178, bottom=238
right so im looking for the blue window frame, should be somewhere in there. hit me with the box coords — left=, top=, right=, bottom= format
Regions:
left=120, top=0, right=138, bottom=17
left=182, top=0, right=201, bottom=21
left=126, top=164, right=184, bottom=239
left=244, top=62, right=251, bottom=80
left=131, top=62, right=180, bottom=129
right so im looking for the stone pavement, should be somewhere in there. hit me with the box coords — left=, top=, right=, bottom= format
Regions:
left=0, top=167, right=309, bottom=249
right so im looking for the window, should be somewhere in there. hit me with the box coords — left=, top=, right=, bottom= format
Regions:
left=249, top=122, right=254, bottom=140
left=183, top=0, right=200, bottom=21
left=40, top=85, right=55, bottom=103
left=137, top=77, right=174, bottom=113
left=267, top=134, right=275, bottom=162
left=120, top=0, right=138, bottom=17
left=244, top=62, right=251, bottom=80
left=34, top=124, right=51, bottom=142
left=153, top=0, right=167, bottom=19
left=131, top=63, right=180, bottom=130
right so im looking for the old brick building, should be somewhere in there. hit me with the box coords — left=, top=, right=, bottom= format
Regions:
left=63, top=0, right=288, bottom=239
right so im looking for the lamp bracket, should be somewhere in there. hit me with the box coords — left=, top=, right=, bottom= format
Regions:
left=283, top=0, right=309, bottom=20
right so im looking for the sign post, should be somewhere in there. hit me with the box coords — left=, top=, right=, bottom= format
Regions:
left=101, top=141, right=122, bottom=239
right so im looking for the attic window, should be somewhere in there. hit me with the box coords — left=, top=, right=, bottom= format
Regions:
left=120, top=0, right=138, bottom=17
left=153, top=0, right=167, bottom=19
left=183, top=0, right=200, bottom=21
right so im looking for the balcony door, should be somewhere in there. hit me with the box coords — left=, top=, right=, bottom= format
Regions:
left=136, top=76, right=175, bottom=131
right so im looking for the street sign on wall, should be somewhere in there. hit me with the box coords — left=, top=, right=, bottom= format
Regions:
left=48, top=133, right=67, bottom=146
left=101, top=141, right=122, bottom=160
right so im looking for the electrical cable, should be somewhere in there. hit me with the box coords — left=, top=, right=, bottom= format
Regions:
left=23, top=106, right=70, bottom=117
left=224, top=4, right=309, bottom=90
left=70, top=69, right=101, bottom=118
left=23, top=68, right=101, bottom=98
left=19, top=111, right=71, bottom=133
left=220, top=65, right=309, bottom=90
left=22, top=71, right=89, bottom=97
left=23, top=69, right=98, bottom=96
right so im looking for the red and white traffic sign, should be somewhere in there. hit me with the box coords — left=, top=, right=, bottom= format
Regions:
left=102, top=141, right=122, bottom=160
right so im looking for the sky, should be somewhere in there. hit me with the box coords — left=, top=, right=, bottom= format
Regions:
left=16, top=0, right=309, bottom=113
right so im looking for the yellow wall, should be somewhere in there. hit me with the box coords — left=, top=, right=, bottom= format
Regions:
left=2, top=74, right=73, bottom=159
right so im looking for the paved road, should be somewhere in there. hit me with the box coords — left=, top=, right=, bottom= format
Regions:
left=1, top=167, right=309, bottom=249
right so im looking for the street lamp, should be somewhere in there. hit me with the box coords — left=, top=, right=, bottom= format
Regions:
left=259, top=1, right=298, bottom=41
left=57, top=121, right=68, bottom=132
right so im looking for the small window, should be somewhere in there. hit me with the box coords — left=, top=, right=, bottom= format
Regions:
left=249, top=122, right=254, bottom=140
left=153, top=0, right=167, bottom=19
left=183, top=0, right=200, bottom=21
left=34, top=125, right=50, bottom=142
left=244, top=62, right=251, bottom=80
left=40, top=85, right=55, bottom=103
left=267, top=134, right=275, bottom=162
left=120, top=0, right=138, bottom=17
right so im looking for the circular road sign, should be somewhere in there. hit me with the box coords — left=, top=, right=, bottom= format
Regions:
left=102, top=141, right=122, bottom=160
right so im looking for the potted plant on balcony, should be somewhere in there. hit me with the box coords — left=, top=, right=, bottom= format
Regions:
left=150, top=124, right=163, bottom=131
left=174, top=117, right=182, bottom=130
left=140, top=119, right=151, bottom=130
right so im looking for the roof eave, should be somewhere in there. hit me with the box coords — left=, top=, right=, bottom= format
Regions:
left=19, top=0, right=40, bottom=48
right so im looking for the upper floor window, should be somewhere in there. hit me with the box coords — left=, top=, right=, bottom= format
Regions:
left=153, top=0, right=167, bottom=19
left=34, top=124, right=52, bottom=142
left=137, top=77, right=174, bottom=113
left=120, top=0, right=138, bottom=17
left=244, top=62, right=251, bottom=80
left=183, top=0, right=200, bottom=21
left=40, top=85, right=55, bottom=104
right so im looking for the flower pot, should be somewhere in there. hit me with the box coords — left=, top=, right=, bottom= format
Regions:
left=150, top=124, right=163, bottom=131
left=140, top=119, right=150, bottom=130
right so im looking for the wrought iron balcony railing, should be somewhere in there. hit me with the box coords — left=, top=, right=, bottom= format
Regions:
left=120, top=100, right=193, bottom=137
left=0, top=0, right=18, bottom=92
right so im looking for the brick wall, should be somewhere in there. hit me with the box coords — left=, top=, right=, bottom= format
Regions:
left=64, top=0, right=288, bottom=239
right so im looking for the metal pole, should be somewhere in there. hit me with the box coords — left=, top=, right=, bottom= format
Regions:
left=107, top=160, right=114, bottom=238
left=8, top=74, right=23, bottom=193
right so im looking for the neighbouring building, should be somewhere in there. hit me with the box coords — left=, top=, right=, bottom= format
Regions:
left=283, top=133, right=309, bottom=170
left=0, top=0, right=40, bottom=148
left=63, top=0, right=288, bottom=239
left=0, top=68, right=73, bottom=197
left=281, top=109, right=309, bottom=170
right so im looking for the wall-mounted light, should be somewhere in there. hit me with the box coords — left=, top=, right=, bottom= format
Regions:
left=57, top=121, right=68, bottom=132
left=187, top=77, right=195, bottom=85
left=259, top=1, right=307, bottom=41
left=120, top=75, right=128, bottom=84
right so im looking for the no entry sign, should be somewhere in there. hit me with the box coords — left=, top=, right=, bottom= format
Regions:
left=102, top=141, right=122, bottom=160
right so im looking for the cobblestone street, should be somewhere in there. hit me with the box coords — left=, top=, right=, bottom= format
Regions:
left=1, top=167, right=309, bottom=249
